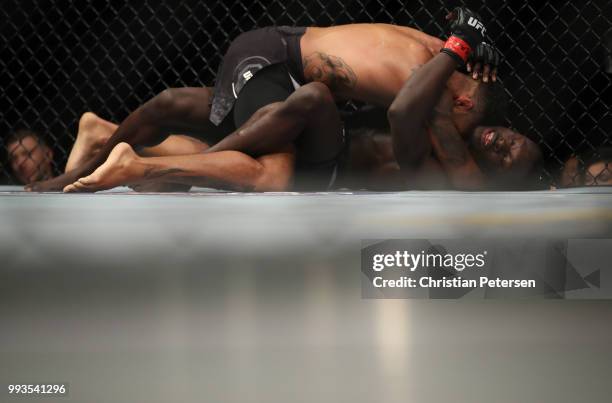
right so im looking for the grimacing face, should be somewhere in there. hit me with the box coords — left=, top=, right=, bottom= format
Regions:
left=470, top=126, right=540, bottom=182
left=7, top=135, right=53, bottom=184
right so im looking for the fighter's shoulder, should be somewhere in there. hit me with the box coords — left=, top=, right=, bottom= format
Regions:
left=385, top=24, right=443, bottom=55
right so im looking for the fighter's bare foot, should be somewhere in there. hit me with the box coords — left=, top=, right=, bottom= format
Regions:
left=64, top=143, right=141, bottom=193
left=65, top=112, right=117, bottom=172
left=25, top=170, right=83, bottom=192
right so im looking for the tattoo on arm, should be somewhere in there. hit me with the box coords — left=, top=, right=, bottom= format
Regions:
left=143, top=167, right=186, bottom=180
left=302, top=52, right=357, bottom=93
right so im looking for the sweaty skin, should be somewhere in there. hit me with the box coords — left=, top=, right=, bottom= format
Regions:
left=300, top=24, right=468, bottom=106
left=28, top=24, right=484, bottom=192
left=66, top=112, right=214, bottom=192
left=339, top=130, right=449, bottom=190
left=206, top=24, right=484, bottom=159
left=63, top=142, right=294, bottom=193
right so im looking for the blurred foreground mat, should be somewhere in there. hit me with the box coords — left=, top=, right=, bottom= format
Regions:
left=1, top=187, right=612, bottom=245
left=1, top=187, right=612, bottom=403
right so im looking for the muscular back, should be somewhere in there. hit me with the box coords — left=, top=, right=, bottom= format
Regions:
left=300, top=24, right=446, bottom=105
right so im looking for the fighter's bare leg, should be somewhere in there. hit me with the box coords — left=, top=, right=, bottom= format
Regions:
left=205, top=82, right=344, bottom=164
left=138, top=135, right=209, bottom=157
left=70, top=112, right=211, bottom=160
left=66, top=112, right=118, bottom=172
left=27, top=87, right=216, bottom=191
left=64, top=142, right=295, bottom=193
left=65, top=112, right=211, bottom=193
left=128, top=135, right=211, bottom=192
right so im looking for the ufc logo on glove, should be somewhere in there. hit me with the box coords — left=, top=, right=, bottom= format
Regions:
left=468, top=17, right=486, bottom=35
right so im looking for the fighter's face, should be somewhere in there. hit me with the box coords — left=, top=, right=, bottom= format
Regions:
left=470, top=126, right=539, bottom=181
left=7, top=136, right=53, bottom=184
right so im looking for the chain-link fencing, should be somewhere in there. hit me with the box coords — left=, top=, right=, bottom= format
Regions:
left=1, top=0, right=611, bottom=187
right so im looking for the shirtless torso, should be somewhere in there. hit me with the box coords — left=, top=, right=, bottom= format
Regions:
left=27, top=23, right=489, bottom=192
left=203, top=24, right=487, bottom=190
left=300, top=24, right=464, bottom=106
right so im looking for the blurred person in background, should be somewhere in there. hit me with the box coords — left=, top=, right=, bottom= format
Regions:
left=5, top=129, right=55, bottom=185
left=583, top=148, right=612, bottom=186
left=559, top=147, right=612, bottom=187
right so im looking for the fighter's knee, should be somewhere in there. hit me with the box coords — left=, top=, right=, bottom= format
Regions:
left=302, top=82, right=333, bottom=98
left=147, top=87, right=212, bottom=120
left=297, top=82, right=334, bottom=111
left=282, top=83, right=335, bottom=119
left=78, top=112, right=99, bottom=132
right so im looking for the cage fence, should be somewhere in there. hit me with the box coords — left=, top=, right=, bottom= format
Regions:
left=1, top=0, right=611, bottom=187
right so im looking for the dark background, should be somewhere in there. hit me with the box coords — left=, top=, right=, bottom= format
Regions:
left=1, top=0, right=611, bottom=185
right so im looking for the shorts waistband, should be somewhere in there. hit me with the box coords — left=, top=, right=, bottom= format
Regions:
left=277, top=26, right=306, bottom=85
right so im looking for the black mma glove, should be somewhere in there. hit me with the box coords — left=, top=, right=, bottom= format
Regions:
left=441, top=7, right=487, bottom=66
left=459, top=41, right=502, bottom=80
left=469, top=41, right=501, bottom=70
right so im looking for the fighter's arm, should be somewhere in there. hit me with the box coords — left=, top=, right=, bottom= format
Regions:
left=388, top=7, right=489, bottom=189
left=65, top=145, right=296, bottom=193
left=427, top=106, right=486, bottom=189
left=388, top=53, right=486, bottom=189
left=387, top=52, right=456, bottom=170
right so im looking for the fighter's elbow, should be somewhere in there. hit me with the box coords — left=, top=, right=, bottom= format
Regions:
left=387, top=103, right=405, bottom=128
